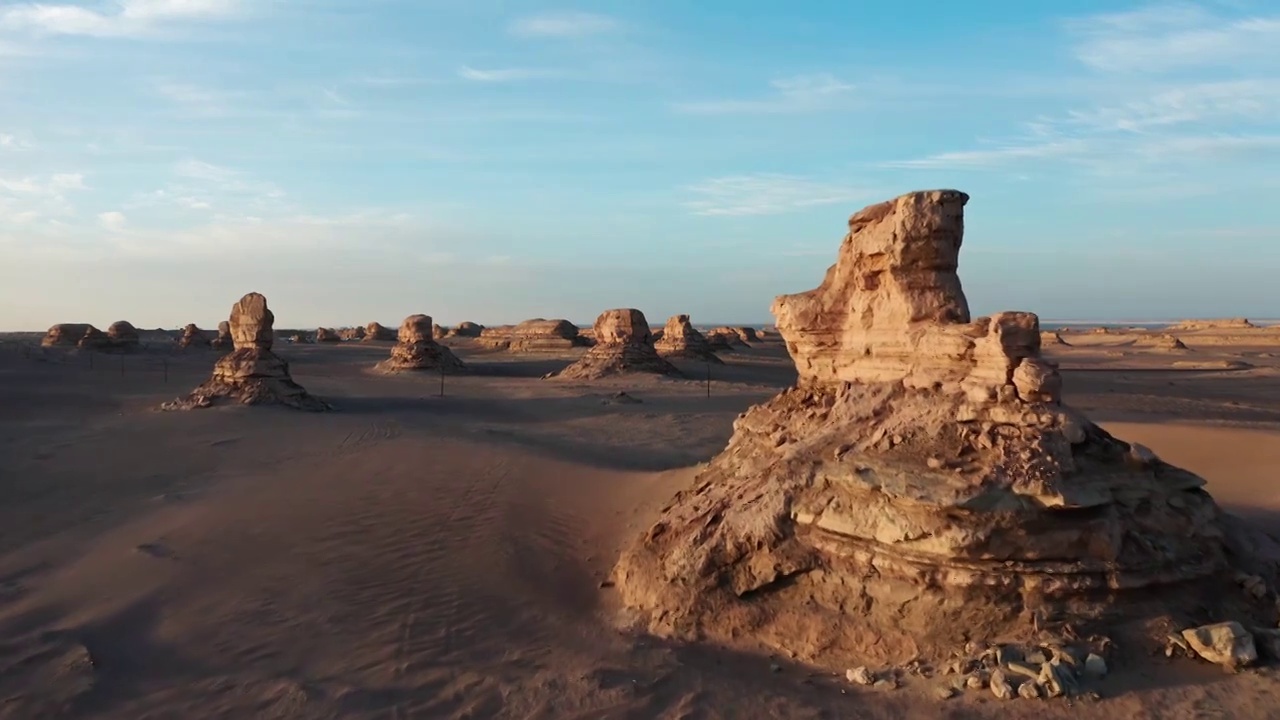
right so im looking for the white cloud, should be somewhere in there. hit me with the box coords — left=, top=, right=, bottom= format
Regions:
left=673, top=73, right=854, bottom=115
left=98, top=210, right=127, bottom=231
left=1065, top=79, right=1280, bottom=131
left=0, top=171, right=88, bottom=226
left=1066, top=3, right=1280, bottom=73
left=0, top=0, right=243, bottom=38
left=0, top=132, right=34, bottom=150
left=883, top=139, right=1091, bottom=169
left=457, top=65, right=559, bottom=83
left=0, top=172, right=85, bottom=194
left=508, top=12, right=619, bottom=38
left=684, top=174, right=870, bottom=216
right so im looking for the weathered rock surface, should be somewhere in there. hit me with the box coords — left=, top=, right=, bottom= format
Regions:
left=448, top=321, right=485, bottom=337
left=654, top=314, right=723, bottom=364
left=178, top=323, right=211, bottom=350
left=163, top=293, right=329, bottom=411
left=375, top=314, right=465, bottom=373
left=315, top=327, right=341, bottom=343
left=432, top=323, right=448, bottom=340
left=210, top=321, right=233, bottom=351
left=41, top=323, right=93, bottom=347
left=481, top=319, right=584, bottom=352
left=77, top=325, right=111, bottom=351
left=1170, top=318, right=1256, bottom=331
left=548, top=309, right=681, bottom=380
left=705, top=327, right=752, bottom=351
left=1040, top=331, right=1071, bottom=347
left=363, top=322, right=396, bottom=342
left=337, top=326, right=366, bottom=341
left=1182, top=622, right=1257, bottom=670
left=612, top=190, right=1276, bottom=671
left=106, top=321, right=140, bottom=350
left=1140, top=334, right=1190, bottom=351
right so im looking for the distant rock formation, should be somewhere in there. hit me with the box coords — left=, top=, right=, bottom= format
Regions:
left=76, top=326, right=111, bottom=351
left=163, top=293, right=329, bottom=411
left=448, top=321, right=485, bottom=337
left=315, top=327, right=341, bottom=343
left=1170, top=318, right=1257, bottom=331
left=548, top=309, right=681, bottom=380
left=1142, top=334, right=1191, bottom=351
left=375, top=314, right=465, bottom=373
left=705, top=327, right=751, bottom=352
left=210, top=321, right=233, bottom=351
left=338, top=326, right=366, bottom=341
left=654, top=314, right=723, bottom=364
left=363, top=322, right=396, bottom=342
left=41, top=323, right=93, bottom=347
left=105, top=321, right=140, bottom=351
left=178, top=323, right=211, bottom=350
left=1040, top=331, right=1071, bottom=347
left=481, top=319, right=584, bottom=352
left=613, top=190, right=1274, bottom=671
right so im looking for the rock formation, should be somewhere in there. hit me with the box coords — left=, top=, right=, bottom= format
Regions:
left=210, top=321, right=233, bottom=351
left=480, top=319, right=584, bottom=352
left=613, top=190, right=1276, bottom=671
left=77, top=326, right=111, bottom=351
left=432, top=323, right=448, bottom=340
left=163, top=293, right=329, bottom=411
left=41, top=323, right=93, bottom=348
left=178, top=323, right=211, bottom=350
left=705, top=327, right=749, bottom=352
left=315, top=327, right=341, bottom=343
left=338, top=326, right=366, bottom=341
left=1040, top=331, right=1071, bottom=347
left=548, top=309, right=681, bottom=380
left=1170, top=318, right=1256, bottom=331
left=375, top=314, right=465, bottom=373
left=448, top=321, right=485, bottom=337
left=105, top=321, right=140, bottom=351
left=1141, top=334, right=1190, bottom=351
left=363, top=322, right=396, bottom=342
left=654, top=314, right=723, bottom=364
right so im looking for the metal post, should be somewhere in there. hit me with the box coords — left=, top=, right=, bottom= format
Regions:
left=705, top=362, right=711, bottom=398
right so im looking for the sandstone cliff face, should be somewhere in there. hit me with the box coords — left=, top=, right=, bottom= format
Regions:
left=178, top=323, right=211, bottom=350
left=613, top=190, right=1274, bottom=669
left=164, top=293, right=328, bottom=411
left=375, top=314, right=465, bottom=373
left=549, top=309, right=680, bottom=380
left=654, top=314, right=723, bottom=364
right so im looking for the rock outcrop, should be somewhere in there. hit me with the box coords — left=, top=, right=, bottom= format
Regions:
left=481, top=319, right=584, bottom=352
left=654, top=314, right=723, bottom=364
left=1040, top=331, right=1071, bottom=347
left=338, top=326, right=366, bottom=341
left=363, top=322, right=396, bottom=342
left=178, top=323, right=211, bottom=350
left=705, top=327, right=749, bottom=352
left=548, top=309, right=681, bottom=380
left=448, top=321, right=485, bottom=338
left=106, top=321, right=140, bottom=351
left=41, top=323, right=93, bottom=348
left=375, top=314, right=465, bottom=373
left=77, top=326, right=111, bottom=351
left=432, top=323, right=448, bottom=340
left=612, top=190, right=1275, bottom=670
left=163, top=293, right=329, bottom=411
left=315, top=327, right=341, bottom=343
left=210, top=321, right=233, bottom=351
left=1141, top=334, right=1190, bottom=351
left=1170, top=318, right=1256, bottom=331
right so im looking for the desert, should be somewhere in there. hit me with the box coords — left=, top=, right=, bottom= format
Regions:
left=3, top=190, right=1280, bottom=719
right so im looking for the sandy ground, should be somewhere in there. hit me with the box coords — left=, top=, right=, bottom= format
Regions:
left=3, top=326, right=1280, bottom=719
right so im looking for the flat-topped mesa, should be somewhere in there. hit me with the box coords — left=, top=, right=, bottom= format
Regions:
left=163, top=293, right=329, bottom=411
left=549, top=309, right=681, bottom=380
left=1170, top=317, right=1256, bottom=331
left=480, top=318, right=584, bottom=352
left=654, top=314, right=723, bottom=364
left=178, top=323, right=211, bottom=350
left=362, top=322, right=396, bottom=342
left=613, top=190, right=1274, bottom=671
left=375, top=314, right=465, bottom=373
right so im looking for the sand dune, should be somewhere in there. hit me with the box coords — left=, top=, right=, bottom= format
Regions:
left=3, top=333, right=1280, bottom=718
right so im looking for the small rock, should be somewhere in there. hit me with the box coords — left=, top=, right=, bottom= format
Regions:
left=1005, top=661, right=1040, bottom=680
left=990, top=670, right=1013, bottom=700
left=926, top=457, right=944, bottom=469
left=1084, top=653, right=1107, bottom=678
left=1039, top=661, right=1079, bottom=698
left=873, top=678, right=896, bottom=690
left=1181, top=621, right=1258, bottom=670
left=846, top=667, right=874, bottom=686
left=1018, top=680, right=1042, bottom=699
left=1024, top=649, right=1047, bottom=665
left=769, top=663, right=782, bottom=673
left=1165, top=633, right=1191, bottom=658
left=934, top=685, right=956, bottom=700
left=965, top=673, right=986, bottom=690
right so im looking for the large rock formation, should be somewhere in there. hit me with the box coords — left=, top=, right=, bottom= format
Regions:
left=163, top=293, right=329, bottom=411
left=654, top=314, right=723, bottom=364
left=363, top=322, right=396, bottom=342
left=338, top=326, right=366, bottom=341
left=41, top=323, right=93, bottom=348
left=178, top=323, right=211, bottom=350
left=480, top=319, right=584, bottom=352
left=375, top=314, right=465, bottom=373
left=210, top=321, right=232, bottom=351
left=106, top=321, right=140, bottom=351
left=76, top=326, right=111, bottom=351
left=315, top=327, right=341, bottom=343
left=1170, top=318, right=1256, bottom=331
left=613, top=190, right=1275, bottom=670
left=448, top=321, right=485, bottom=338
left=548, top=309, right=681, bottom=380
left=705, top=327, right=749, bottom=352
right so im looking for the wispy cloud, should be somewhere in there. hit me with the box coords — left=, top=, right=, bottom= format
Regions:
left=673, top=73, right=854, bottom=115
left=98, top=210, right=127, bottom=231
left=0, top=171, right=87, bottom=226
left=883, top=139, right=1091, bottom=169
left=458, top=65, right=559, bottom=83
left=0, top=132, right=34, bottom=150
left=0, top=0, right=245, bottom=39
left=508, top=12, right=619, bottom=38
left=1065, top=3, right=1280, bottom=73
left=684, top=173, right=870, bottom=216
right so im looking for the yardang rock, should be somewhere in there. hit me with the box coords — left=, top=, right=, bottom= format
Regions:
left=375, top=314, right=465, bottom=373
left=548, top=309, right=681, bottom=380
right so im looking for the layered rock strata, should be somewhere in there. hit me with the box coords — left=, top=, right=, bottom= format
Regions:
left=178, top=323, right=211, bottom=350
left=613, top=190, right=1274, bottom=669
left=654, top=314, right=723, bottom=364
left=375, top=314, right=465, bottom=373
left=480, top=319, right=584, bottom=352
left=448, top=321, right=485, bottom=337
left=549, top=309, right=681, bottom=380
left=164, top=293, right=329, bottom=411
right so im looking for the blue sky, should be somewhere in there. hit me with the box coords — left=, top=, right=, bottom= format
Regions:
left=1, top=0, right=1278, bottom=329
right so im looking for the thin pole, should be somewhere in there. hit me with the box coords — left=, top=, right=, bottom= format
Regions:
left=705, top=361, right=711, bottom=398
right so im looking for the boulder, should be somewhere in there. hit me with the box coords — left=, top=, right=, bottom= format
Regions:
left=375, top=314, right=465, bottom=373
left=178, top=323, right=211, bottom=350
left=362, top=322, right=396, bottom=342
left=1181, top=622, right=1257, bottom=670
left=315, top=327, right=341, bottom=343
left=481, top=319, right=584, bottom=352
left=548, top=309, right=681, bottom=380
left=163, top=293, right=329, bottom=411
left=41, top=323, right=93, bottom=347
left=611, top=190, right=1275, bottom=671
left=448, top=321, right=485, bottom=338
left=210, top=320, right=233, bottom=351
left=654, top=314, right=723, bottom=364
